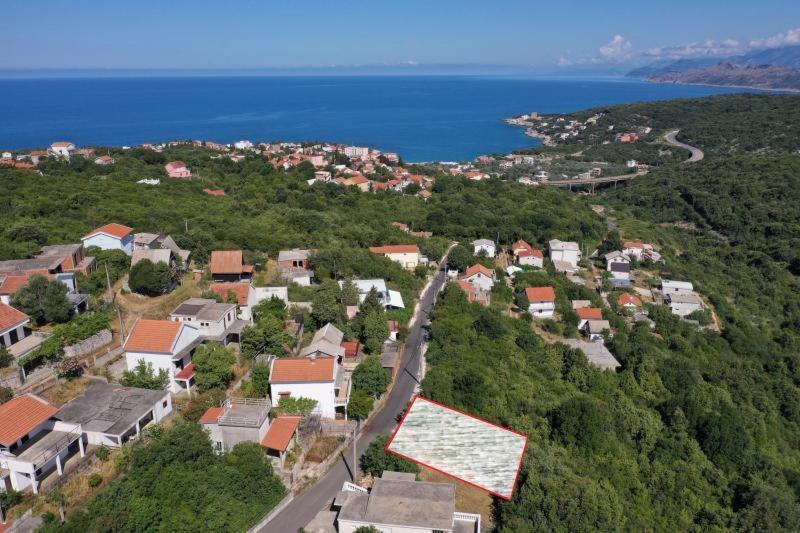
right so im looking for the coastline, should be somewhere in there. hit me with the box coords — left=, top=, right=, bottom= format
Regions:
left=633, top=76, right=800, bottom=94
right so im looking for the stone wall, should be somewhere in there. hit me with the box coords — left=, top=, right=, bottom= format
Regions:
left=63, top=329, right=113, bottom=358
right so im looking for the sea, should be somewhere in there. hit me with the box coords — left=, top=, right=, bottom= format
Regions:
left=0, top=75, right=750, bottom=162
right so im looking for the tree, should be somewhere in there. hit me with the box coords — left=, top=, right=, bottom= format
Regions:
left=243, top=362, right=270, bottom=398
left=340, top=278, right=360, bottom=306
left=347, top=389, right=374, bottom=420
left=360, top=435, right=419, bottom=477
left=311, top=279, right=346, bottom=327
left=361, top=309, right=389, bottom=354
left=129, top=259, right=172, bottom=296
left=120, top=360, right=169, bottom=390
left=192, top=342, right=236, bottom=392
left=352, top=355, right=391, bottom=398
left=446, top=244, right=471, bottom=272
left=550, top=396, right=610, bottom=453
left=0, top=345, right=12, bottom=368
left=275, top=396, right=317, bottom=416
left=0, top=386, right=12, bottom=403
left=252, top=296, right=287, bottom=322
left=354, top=527, right=381, bottom=533
left=359, top=287, right=384, bottom=316
left=11, top=274, right=73, bottom=324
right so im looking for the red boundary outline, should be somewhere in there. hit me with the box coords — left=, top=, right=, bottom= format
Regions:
left=384, top=394, right=528, bottom=501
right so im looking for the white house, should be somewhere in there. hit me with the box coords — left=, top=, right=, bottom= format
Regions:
left=269, top=356, right=348, bottom=419
left=169, top=298, right=240, bottom=344
left=81, top=223, right=134, bottom=256
left=369, top=244, right=422, bottom=270
left=525, top=286, right=556, bottom=318
left=584, top=319, right=612, bottom=342
left=0, top=301, right=31, bottom=354
left=50, top=142, right=76, bottom=157
left=342, top=279, right=405, bottom=309
left=123, top=319, right=202, bottom=394
left=234, top=140, right=254, bottom=151
left=605, top=251, right=631, bottom=283
left=0, top=395, right=84, bottom=495
left=335, top=472, right=481, bottom=533
left=622, top=241, right=648, bottom=260
left=472, top=239, right=496, bottom=258
left=548, top=239, right=581, bottom=270
left=661, top=280, right=694, bottom=295
left=518, top=248, right=544, bottom=268
left=461, top=264, right=495, bottom=292
left=667, top=292, right=703, bottom=317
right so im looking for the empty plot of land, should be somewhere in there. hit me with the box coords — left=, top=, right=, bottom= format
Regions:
left=386, top=396, right=527, bottom=500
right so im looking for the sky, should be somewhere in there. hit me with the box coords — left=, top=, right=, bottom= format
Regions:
left=2, top=0, right=799, bottom=73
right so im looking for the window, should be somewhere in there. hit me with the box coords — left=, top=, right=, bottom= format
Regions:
left=215, top=441, right=223, bottom=452
left=162, top=400, right=168, bottom=408
left=279, top=392, right=291, bottom=398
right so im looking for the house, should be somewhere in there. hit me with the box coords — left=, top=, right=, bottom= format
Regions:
left=37, top=243, right=96, bottom=275
left=50, top=142, right=76, bottom=157
left=0, top=270, right=88, bottom=318
left=81, top=223, right=134, bottom=255
left=234, top=140, right=254, bottom=151
left=279, top=265, right=313, bottom=287
left=269, top=356, right=349, bottom=419
left=576, top=307, right=602, bottom=329
left=342, top=279, right=405, bottom=310
left=618, top=293, right=642, bottom=309
left=0, top=394, right=84, bottom=495
left=94, top=155, right=114, bottom=165
left=260, top=415, right=302, bottom=467
left=0, top=302, right=32, bottom=357
left=165, top=161, right=191, bottom=178
left=133, top=234, right=190, bottom=265
left=604, top=252, right=631, bottom=283
left=210, top=250, right=254, bottom=282
left=299, top=323, right=346, bottom=359
left=517, top=248, right=544, bottom=268
left=472, top=239, right=496, bottom=258
left=369, top=244, right=422, bottom=270
left=457, top=279, right=491, bottom=306
left=583, top=319, right=612, bottom=342
left=200, top=397, right=271, bottom=454
left=55, top=381, right=172, bottom=448
left=604, top=251, right=630, bottom=270
left=123, top=319, right=202, bottom=394
left=209, top=282, right=256, bottom=321
left=334, top=471, right=481, bottom=533
left=169, top=298, right=243, bottom=345
left=461, top=264, right=495, bottom=292
left=525, top=286, right=556, bottom=318
left=277, top=248, right=313, bottom=269
left=661, top=280, right=694, bottom=295
left=548, top=240, right=581, bottom=270
left=666, top=292, right=703, bottom=317
left=417, top=189, right=432, bottom=201
left=131, top=248, right=173, bottom=267
left=622, top=241, right=648, bottom=260
left=562, top=339, right=621, bottom=371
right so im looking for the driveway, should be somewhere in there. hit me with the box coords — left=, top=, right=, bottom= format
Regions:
left=256, top=266, right=449, bottom=533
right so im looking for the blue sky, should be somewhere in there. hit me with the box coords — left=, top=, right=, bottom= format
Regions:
left=2, top=0, right=799, bottom=71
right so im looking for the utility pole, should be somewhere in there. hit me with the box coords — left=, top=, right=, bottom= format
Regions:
left=352, top=424, right=358, bottom=483
left=104, top=261, right=112, bottom=300
left=185, top=219, right=189, bottom=232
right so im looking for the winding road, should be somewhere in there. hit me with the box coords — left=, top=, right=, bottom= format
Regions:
left=664, top=129, right=704, bottom=163
left=255, top=265, right=449, bottom=533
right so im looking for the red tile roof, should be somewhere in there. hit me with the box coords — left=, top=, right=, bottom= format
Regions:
left=0, top=301, right=30, bottom=332
left=0, top=394, right=58, bottom=447
left=0, top=274, right=34, bottom=296
left=209, top=282, right=251, bottom=305
left=518, top=248, right=544, bottom=258
left=165, top=161, right=187, bottom=172
left=175, top=362, right=196, bottom=380
left=210, top=250, right=246, bottom=275
left=261, top=416, right=301, bottom=452
left=458, top=279, right=478, bottom=301
left=464, top=263, right=493, bottom=279
left=512, top=240, right=533, bottom=254
left=525, top=286, right=555, bottom=302
left=577, top=307, right=603, bottom=320
left=83, top=223, right=133, bottom=240
left=270, top=357, right=335, bottom=383
left=623, top=241, right=645, bottom=249
left=369, top=244, right=420, bottom=255
left=123, top=319, right=182, bottom=354
left=618, top=293, right=642, bottom=307
left=341, top=341, right=359, bottom=358
left=199, top=406, right=223, bottom=424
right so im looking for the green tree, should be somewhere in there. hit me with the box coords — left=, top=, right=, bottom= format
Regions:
left=361, top=309, right=389, bottom=354
left=359, top=287, right=384, bottom=317
left=120, top=360, right=169, bottom=390
left=129, top=259, right=173, bottom=296
left=352, top=355, right=391, bottom=398
left=446, top=244, right=472, bottom=272
left=11, top=274, right=73, bottom=324
left=347, top=389, right=374, bottom=420
left=275, top=396, right=317, bottom=416
left=252, top=296, right=287, bottom=322
left=360, top=435, right=419, bottom=477
left=340, top=278, right=360, bottom=307
left=550, top=396, right=611, bottom=453
left=193, top=342, right=236, bottom=392
left=311, top=279, right=346, bottom=327
left=245, top=362, right=270, bottom=398
left=0, top=345, right=12, bottom=368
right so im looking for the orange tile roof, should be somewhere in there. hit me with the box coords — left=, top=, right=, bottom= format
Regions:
left=261, top=416, right=301, bottom=452
left=123, top=319, right=182, bottom=354
left=458, top=279, right=478, bottom=301
left=341, top=341, right=359, bottom=358
left=369, top=244, right=420, bottom=255
left=203, top=188, right=226, bottom=196
left=0, top=301, right=30, bottom=332
left=525, top=286, right=555, bottom=302
left=165, top=161, right=187, bottom=171
left=175, top=362, right=196, bottom=380
left=0, top=394, right=58, bottom=446
left=210, top=250, right=246, bottom=275
left=418, top=190, right=432, bottom=198
left=623, top=241, right=645, bottom=249
left=209, top=282, right=251, bottom=305
left=199, top=406, right=223, bottom=424
left=270, top=357, right=336, bottom=383
left=0, top=274, right=34, bottom=296
left=518, top=248, right=544, bottom=258
left=618, top=293, right=642, bottom=307
left=464, top=263, right=493, bottom=279
left=577, top=307, right=603, bottom=320
left=83, top=223, right=133, bottom=240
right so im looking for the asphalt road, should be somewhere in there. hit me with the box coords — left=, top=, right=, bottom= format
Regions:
left=258, top=267, right=449, bottom=533
left=664, top=129, right=704, bottom=162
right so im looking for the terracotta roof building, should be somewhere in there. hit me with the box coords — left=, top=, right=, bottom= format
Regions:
left=0, top=394, right=58, bottom=447
left=210, top=250, right=254, bottom=281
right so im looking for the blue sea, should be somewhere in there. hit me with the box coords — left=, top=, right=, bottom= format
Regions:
left=0, top=75, right=749, bottom=161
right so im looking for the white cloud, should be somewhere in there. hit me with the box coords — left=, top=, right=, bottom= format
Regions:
left=643, top=38, right=742, bottom=59
left=557, top=56, right=573, bottom=67
left=597, top=35, right=633, bottom=62
left=749, top=27, right=800, bottom=49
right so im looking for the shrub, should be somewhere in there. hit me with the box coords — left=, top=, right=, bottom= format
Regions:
left=95, top=446, right=110, bottom=461
left=87, top=473, right=103, bottom=487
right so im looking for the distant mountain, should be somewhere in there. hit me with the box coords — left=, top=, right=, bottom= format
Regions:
left=628, top=45, right=800, bottom=91
left=647, top=62, right=800, bottom=91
